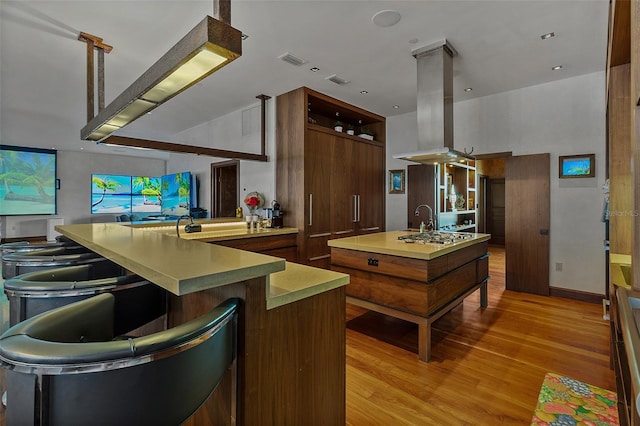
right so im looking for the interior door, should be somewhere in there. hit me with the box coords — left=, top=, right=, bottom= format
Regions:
left=487, top=178, right=505, bottom=245
left=356, top=141, right=385, bottom=233
left=305, top=129, right=333, bottom=267
left=331, top=136, right=356, bottom=239
left=505, top=153, right=550, bottom=295
left=211, top=160, right=239, bottom=218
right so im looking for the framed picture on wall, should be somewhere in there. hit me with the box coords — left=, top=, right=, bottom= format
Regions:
left=559, top=154, right=595, bottom=178
left=388, top=169, right=405, bottom=194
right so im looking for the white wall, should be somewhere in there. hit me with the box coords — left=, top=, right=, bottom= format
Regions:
left=386, top=71, right=607, bottom=295
left=168, top=98, right=277, bottom=216
left=385, top=112, right=418, bottom=231
left=1, top=150, right=166, bottom=239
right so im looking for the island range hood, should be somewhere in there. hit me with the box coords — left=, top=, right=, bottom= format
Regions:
left=393, top=40, right=474, bottom=164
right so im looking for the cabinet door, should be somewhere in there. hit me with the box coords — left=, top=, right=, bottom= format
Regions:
left=356, top=142, right=385, bottom=233
left=331, top=136, right=357, bottom=239
left=305, top=130, right=333, bottom=265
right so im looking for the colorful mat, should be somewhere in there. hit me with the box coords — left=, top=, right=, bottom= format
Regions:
left=531, top=372, right=618, bottom=426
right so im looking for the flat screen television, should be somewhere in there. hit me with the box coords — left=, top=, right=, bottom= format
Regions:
left=91, top=174, right=132, bottom=214
left=0, top=145, right=57, bottom=215
left=131, top=176, right=162, bottom=216
left=161, top=171, right=191, bottom=216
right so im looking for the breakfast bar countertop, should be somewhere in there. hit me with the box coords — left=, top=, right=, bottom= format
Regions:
left=328, top=230, right=491, bottom=260
left=56, top=223, right=348, bottom=308
left=130, top=219, right=298, bottom=242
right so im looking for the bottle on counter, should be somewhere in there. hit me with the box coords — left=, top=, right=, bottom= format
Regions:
left=419, top=221, right=426, bottom=233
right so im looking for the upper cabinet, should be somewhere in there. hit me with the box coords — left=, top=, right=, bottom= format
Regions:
left=276, top=87, right=386, bottom=269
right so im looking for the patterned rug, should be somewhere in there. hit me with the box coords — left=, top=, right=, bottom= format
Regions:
left=531, top=373, right=619, bottom=425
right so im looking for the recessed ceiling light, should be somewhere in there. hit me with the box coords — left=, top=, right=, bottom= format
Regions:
left=552, top=65, right=563, bottom=70
left=360, top=90, right=368, bottom=95
left=310, top=67, right=320, bottom=72
left=372, top=10, right=401, bottom=27
left=540, top=32, right=555, bottom=40
left=393, top=105, right=400, bottom=109
left=408, top=38, right=419, bottom=44
left=464, top=87, right=473, bottom=92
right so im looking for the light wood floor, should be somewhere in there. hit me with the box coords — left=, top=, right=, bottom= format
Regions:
left=0, top=246, right=614, bottom=425
left=345, top=245, right=615, bottom=425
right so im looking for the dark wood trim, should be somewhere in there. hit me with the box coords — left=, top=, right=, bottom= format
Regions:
left=256, top=94, right=271, bottom=158
left=104, top=136, right=268, bottom=162
left=473, top=152, right=512, bottom=160
left=549, top=286, right=604, bottom=305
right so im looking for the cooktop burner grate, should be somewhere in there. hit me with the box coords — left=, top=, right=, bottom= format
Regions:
left=397, top=231, right=475, bottom=245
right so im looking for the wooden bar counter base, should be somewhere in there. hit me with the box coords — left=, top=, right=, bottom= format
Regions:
left=57, top=224, right=349, bottom=426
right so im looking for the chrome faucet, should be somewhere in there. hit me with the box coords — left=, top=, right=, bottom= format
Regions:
left=176, top=215, right=202, bottom=237
left=414, top=204, right=435, bottom=231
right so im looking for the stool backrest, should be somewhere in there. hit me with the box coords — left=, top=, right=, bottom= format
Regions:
left=0, top=294, right=239, bottom=426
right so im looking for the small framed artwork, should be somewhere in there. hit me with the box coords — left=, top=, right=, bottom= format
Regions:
left=559, top=154, right=595, bottom=179
left=388, top=169, right=405, bottom=194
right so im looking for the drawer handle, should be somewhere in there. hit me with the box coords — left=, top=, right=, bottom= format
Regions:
left=309, top=254, right=331, bottom=261
left=367, top=257, right=379, bottom=267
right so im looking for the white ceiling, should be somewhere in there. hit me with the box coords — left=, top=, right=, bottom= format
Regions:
left=0, top=0, right=609, bottom=158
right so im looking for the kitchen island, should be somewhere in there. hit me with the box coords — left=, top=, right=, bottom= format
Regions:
left=329, top=230, right=490, bottom=362
left=56, top=223, right=349, bottom=426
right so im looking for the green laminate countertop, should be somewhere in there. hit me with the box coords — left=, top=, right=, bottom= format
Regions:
left=56, top=223, right=347, bottom=308
left=328, top=230, right=491, bottom=260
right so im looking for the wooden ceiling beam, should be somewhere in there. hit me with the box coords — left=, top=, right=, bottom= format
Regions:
left=103, top=135, right=268, bottom=162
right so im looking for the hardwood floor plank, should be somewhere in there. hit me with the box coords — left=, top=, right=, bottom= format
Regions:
left=345, top=246, right=615, bottom=425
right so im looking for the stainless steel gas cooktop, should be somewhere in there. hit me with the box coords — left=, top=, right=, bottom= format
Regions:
left=397, top=231, right=475, bottom=245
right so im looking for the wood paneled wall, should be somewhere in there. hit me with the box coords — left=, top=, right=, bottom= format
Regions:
left=609, top=64, right=633, bottom=257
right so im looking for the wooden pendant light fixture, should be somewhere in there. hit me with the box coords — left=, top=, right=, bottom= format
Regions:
left=79, top=0, right=246, bottom=149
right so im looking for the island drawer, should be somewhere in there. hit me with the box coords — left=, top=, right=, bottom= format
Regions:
left=330, top=248, right=429, bottom=281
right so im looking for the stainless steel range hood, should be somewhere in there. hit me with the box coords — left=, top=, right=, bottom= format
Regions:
left=393, top=40, right=474, bottom=164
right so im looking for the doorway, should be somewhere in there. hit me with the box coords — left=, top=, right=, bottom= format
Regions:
left=211, top=160, right=239, bottom=218
left=486, top=178, right=505, bottom=245
left=476, top=158, right=506, bottom=245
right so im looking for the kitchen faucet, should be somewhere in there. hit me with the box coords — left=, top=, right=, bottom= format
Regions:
left=176, top=215, right=202, bottom=237
left=414, top=204, right=436, bottom=231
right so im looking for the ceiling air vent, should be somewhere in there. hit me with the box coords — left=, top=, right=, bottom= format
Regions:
left=325, top=74, right=350, bottom=85
left=278, top=52, right=308, bottom=67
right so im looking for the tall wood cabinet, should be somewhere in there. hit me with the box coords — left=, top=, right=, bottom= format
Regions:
left=276, top=87, right=386, bottom=269
left=606, top=1, right=640, bottom=424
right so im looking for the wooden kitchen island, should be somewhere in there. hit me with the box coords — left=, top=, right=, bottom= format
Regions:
left=56, top=223, right=349, bottom=426
left=329, top=231, right=490, bottom=362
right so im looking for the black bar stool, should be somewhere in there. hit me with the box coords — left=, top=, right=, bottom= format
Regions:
left=3, top=264, right=167, bottom=333
left=0, top=294, right=239, bottom=426
left=2, top=247, right=122, bottom=279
